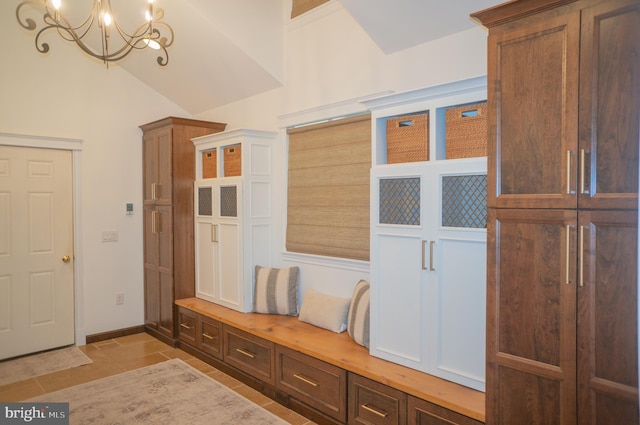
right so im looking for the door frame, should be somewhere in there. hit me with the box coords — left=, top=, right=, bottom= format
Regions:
left=0, top=132, right=85, bottom=346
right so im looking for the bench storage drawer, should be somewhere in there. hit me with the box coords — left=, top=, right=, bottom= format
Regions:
left=177, top=307, right=197, bottom=345
left=199, top=315, right=222, bottom=359
left=408, top=396, right=483, bottom=425
left=276, top=346, right=347, bottom=422
left=349, top=373, right=407, bottom=425
left=223, top=324, right=275, bottom=385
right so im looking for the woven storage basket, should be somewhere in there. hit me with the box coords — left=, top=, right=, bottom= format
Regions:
left=202, top=150, right=217, bottom=178
left=386, top=113, right=429, bottom=164
left=223, top=144, right=242, bottom=177
left=445, top=101, right=488, bottom=159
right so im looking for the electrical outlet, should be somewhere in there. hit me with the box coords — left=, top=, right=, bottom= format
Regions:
left=116, top=293, right=124, bottom=305
left=102, top=230, right=119, bottom=242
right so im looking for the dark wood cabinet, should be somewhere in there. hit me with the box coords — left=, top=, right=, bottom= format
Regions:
left=473, top=0, right=639, bottom=424
left=140, top=117, right=226, bottom=344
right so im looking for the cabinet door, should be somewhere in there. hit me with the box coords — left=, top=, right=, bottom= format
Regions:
left=143, top=126, right=173, bottom=205
left=578, top=0, right=640, bottom=210
left=487, top=8, right=580, bottom=209
left=195, top=182, right=218, bottom=303
left=428, top=160, right=487, bottom=392
left=217, top=181, right=242, bottom=310
left=486, top=208, right=577, bottom=425
left=371, top=165, right=429, bottom=371
left=143, top=204, right=174, bottom=336
left=577, top=210, right=638, bottom=425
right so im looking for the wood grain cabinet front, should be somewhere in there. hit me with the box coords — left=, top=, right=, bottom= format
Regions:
left=348, top=373, right=406, bottom=425
left=198, top=315, right=222, bottom=360
left=223, top=324, right=275, bottom=385
left=408, top=396, right=482, bottom=425
left=276, top=346, right=347, bottom=423
left=177, top=307, right=197, bottom=345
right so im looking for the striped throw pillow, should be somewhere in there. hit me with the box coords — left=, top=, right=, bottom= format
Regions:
left=253, top=266, right=299, bottom=315
left=347, top=280, right=370, bottom=348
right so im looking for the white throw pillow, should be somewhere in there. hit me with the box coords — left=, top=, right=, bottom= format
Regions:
left=298, top=289, right=350, bottom=333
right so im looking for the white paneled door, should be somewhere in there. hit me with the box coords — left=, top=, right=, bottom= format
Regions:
left=0, top=145, right=75, bottom=360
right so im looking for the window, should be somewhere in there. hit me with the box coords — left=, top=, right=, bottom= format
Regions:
left=286, top=114, right=371, bottom=261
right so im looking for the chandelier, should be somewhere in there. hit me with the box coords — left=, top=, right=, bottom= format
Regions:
left=16, top=0, right=174, bottom=67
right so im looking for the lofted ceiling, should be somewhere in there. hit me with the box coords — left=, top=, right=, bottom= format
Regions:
left=65, top=0, right=503, bottom=114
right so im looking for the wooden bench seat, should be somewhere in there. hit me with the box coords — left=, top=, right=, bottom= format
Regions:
left=175, top=297, right=485, bottom=423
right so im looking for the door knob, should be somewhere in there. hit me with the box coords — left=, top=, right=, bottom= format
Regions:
left=62, top=255, right=71, bottom=263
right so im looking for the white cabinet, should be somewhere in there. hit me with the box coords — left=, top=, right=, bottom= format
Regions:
left=192, top=129, right=276, bottom=313
left=363, top=77, right=487, bottom=392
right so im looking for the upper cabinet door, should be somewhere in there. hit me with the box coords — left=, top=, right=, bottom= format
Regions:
left=578, top=0, right=640, bottom=210
left=143, top=126, right=173, bottom=205
left=488, top=8, right=580, bottom=209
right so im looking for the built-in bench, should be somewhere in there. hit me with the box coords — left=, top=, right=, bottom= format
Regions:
left=175, top=297, right=485, bottom=425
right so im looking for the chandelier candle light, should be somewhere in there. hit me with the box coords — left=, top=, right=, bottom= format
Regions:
left=16, top=0, right=174, bottom=66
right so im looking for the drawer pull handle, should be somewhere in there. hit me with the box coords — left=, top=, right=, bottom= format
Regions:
left=180, top=323, right=193, bottom=330
left=202, top=333, right=216, bottom=340
left=361, top=404, right=388, bottom=418
left=293, top=374, right=319, bottom=387
left=235, top=348, right=256, bottom=358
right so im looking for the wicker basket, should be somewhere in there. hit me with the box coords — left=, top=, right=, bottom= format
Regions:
left=223, top=144, right=242, bottom=177
left=202, top=150, right=217, bottom=178
left=386, top=113, right=429, bottom=164
left=445, top=102, right=487, bottom=159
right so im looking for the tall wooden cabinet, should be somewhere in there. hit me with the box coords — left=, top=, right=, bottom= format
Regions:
left=140, top=117, right=226, bottom=344
left=472, top=0, right=639, bottom=424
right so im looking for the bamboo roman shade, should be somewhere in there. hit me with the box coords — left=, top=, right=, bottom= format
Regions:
left=287, top=114, right=371, bottom=261
left=291, top=0, right=330, bottom=18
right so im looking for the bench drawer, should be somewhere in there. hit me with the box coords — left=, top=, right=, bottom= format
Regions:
left=349, top=373, right=407, bottom=425
left=177, top=307, right=197, bottom=345
left=199, top=316, right=222, bottom=359
left=223, top=324, right=275, bottom=385
left=276, top=346, right=347, bottom=422
left=408, top=396, right=483, bottom=425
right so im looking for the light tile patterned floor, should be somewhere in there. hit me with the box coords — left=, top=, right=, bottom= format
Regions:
left=0, top=332, right=316, bottom=425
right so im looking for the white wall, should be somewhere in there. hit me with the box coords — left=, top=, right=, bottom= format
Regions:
left=0, top=0, right=489, bottom=336
left=196, top=2, right=489, bottom=301
left=0, top=3, right=190, bottom=337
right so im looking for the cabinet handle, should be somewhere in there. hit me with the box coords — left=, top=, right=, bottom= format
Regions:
left=361, top=404, right=388, bottom=418
left=566, top=150, right=575, bottom=194
left=293, top=373, right=319, bottom=387
left=151, top=210, right=158, bottom=234
left=579, top=225, right=586, bottom=287
left=151, top=182, right=157, bottom=200
left=180, top=323, right=193, bottom=330
left=422, top=240, right=427, bottom=270
left=202, top=332, right=216, bottom=340
left=235, top=348, right=256, bottom=358
left=580, top=149, right=588, bottom=195
left=565, top=225, right=572, bottom=285
left=211, top=224, right=218, bottom=242
left=430, top=240, right=435, bottom=271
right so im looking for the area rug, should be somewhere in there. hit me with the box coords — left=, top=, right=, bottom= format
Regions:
left=28, top=358, right=289, bottom=425
left=0, top=346, right=92, bottom=386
